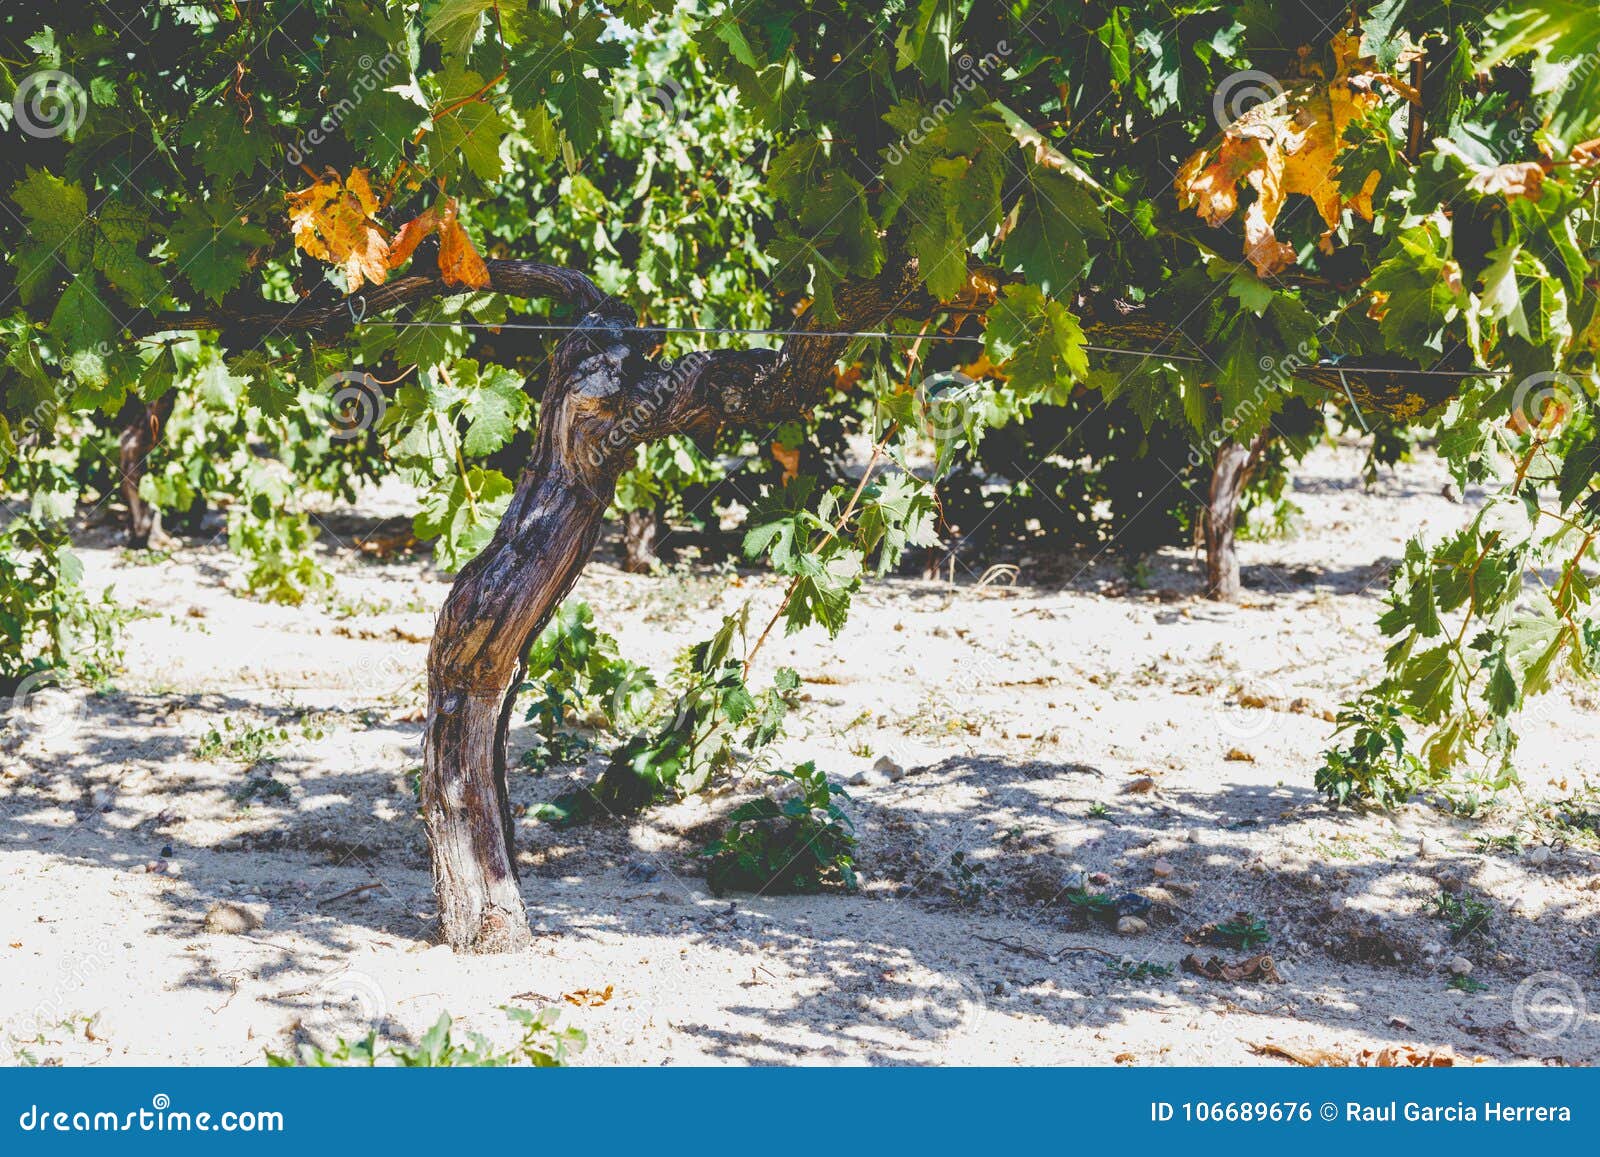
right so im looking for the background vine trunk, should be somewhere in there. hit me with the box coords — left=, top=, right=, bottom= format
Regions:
left=1204, top=434, right=1268, bottom=601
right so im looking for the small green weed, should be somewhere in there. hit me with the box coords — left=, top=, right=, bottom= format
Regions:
left=1474, top=833, right=1522, bottom=854
left=1316, top=691, right=1435, bottom=808
left=947, top=850, right=985, bottom=904
left=703, top=761, right=857, bottom=896
left=268, top=1006, right=584, bottom=1067
left=232, top=774, right=292, bottom=806
left=1107, top=959, right=1174, bottom=982
left=1206, top=914, right=1272, bottom=950
left=197, top=716, right=288, bottom=766
left=1432, top=891, right=1491, bottom=943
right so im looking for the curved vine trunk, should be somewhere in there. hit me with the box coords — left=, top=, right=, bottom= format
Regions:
left=1203, top=434, right=1268, bottom=601
left=118, top=393, right=175, bottom=548
left=419, top=263, right=925, bottom=952
left=422, top=467, right=612, bottom=951
left=423, top=310, right=635, bottom=952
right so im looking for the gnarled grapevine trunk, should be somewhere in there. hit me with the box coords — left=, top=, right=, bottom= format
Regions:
left=419, top=262, right=925, bottom=952
left=422, top=310, right=636, bottom=952
left=1203, top=434, right=1268, bottom=601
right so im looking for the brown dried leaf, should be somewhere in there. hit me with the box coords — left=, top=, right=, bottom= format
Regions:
left=772, top=442, right=800, bottom=483
left=1244, top=200, right=1296, bottom=277
left=1175, top=31, right=1393, bottom=276
left=437, top=199, right=491, bottom=289
left=386, top=205, right=439, bottom=271
left=561, top=984, right=614, bottom=1007
left=1249, top=1040, right=1347, bottom=1066
left=1181, top=952, right=1284, bottom=983
left=1251, top=1040, right=1484, bottom=1067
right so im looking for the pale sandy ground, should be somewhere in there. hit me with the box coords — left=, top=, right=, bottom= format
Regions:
left=2, top=441, right=1597, bottom=1066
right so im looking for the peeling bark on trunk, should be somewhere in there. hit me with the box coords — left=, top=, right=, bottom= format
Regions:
left=118, top=393, right=175, bottom=549
left=1204, top=434, right=1268, bottom=601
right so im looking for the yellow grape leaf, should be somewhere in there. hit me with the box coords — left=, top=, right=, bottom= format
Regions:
left=1175, top=31, right=1403, bottom=278
left=287, top=168, right=390, bottom=292
left=437, top=199, right=490, bottom=289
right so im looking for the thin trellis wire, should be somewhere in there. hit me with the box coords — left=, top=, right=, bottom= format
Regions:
left=356, top=318, right=1516, bottom=378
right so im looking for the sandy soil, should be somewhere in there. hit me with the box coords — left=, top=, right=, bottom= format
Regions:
left=2, top=441, right=1597, bottom=1067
